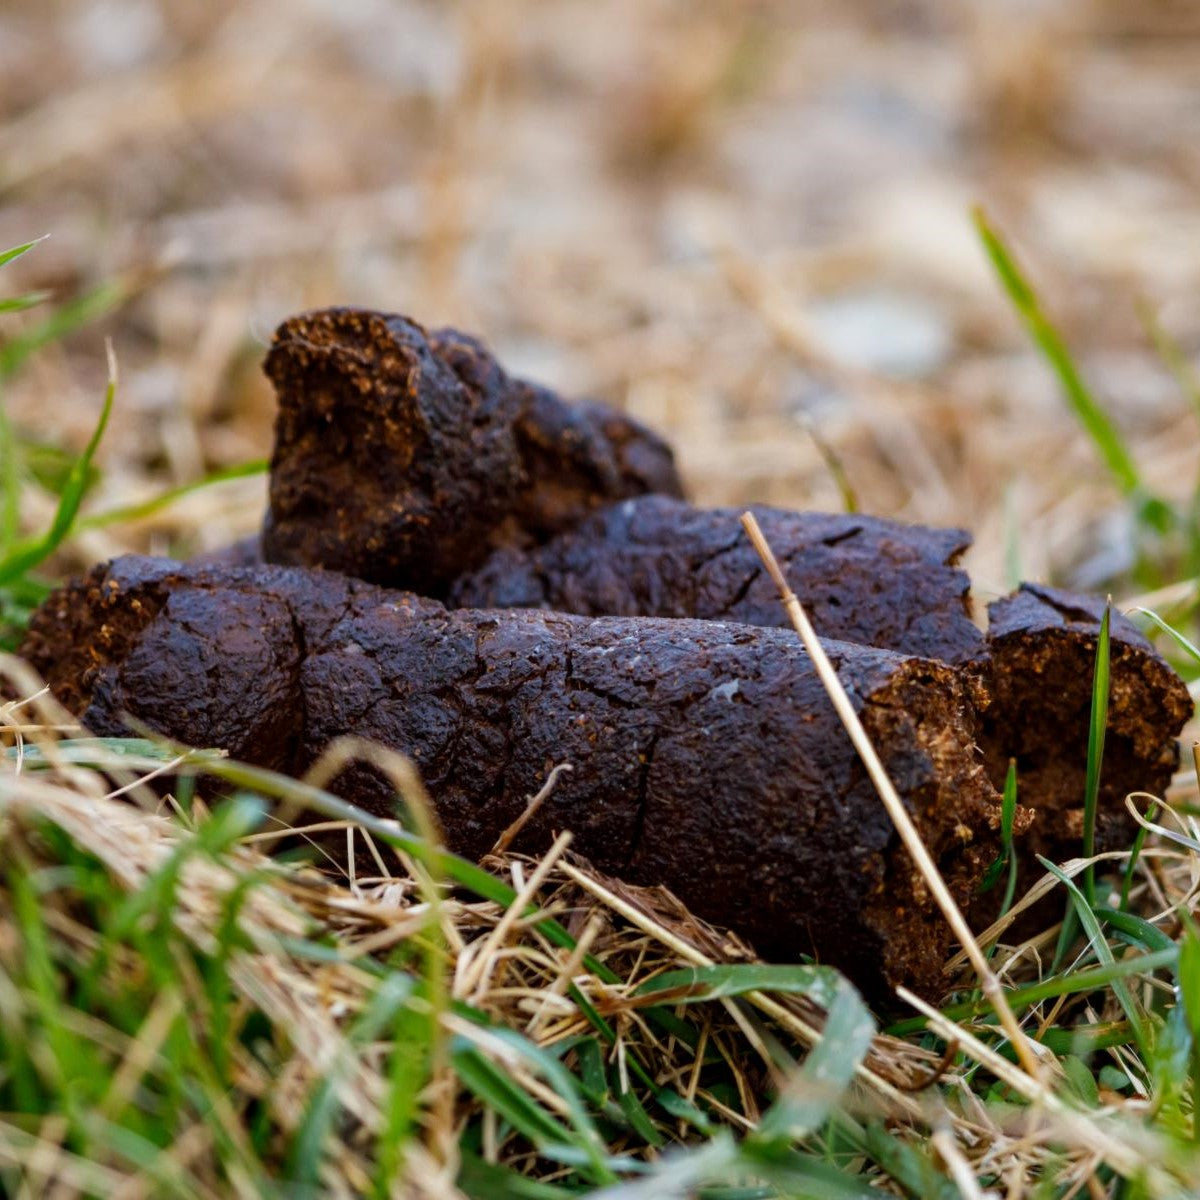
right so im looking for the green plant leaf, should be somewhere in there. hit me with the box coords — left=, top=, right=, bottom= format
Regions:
left=0, top=352, right=116, bottom=585
left=0, top=279, right=126, bottom=383
left=1131, top=607, right=1200, bottom=666
left=1040, top=857, right=1147, bottom=1054
left=980, top=760, right=1019, bottom=909
left=1061, top=1054, right=1101, bottom=1108
left=18, top=434, right=100, bottom=498
left=459, top=1153, right=580, bottom=1199
left=452, top=1045, right=574, bottom=1148
left=1095, top=906, right=1174, bottom=954
left=0, top=237, right=48, bottom=271
left=0, top=292, right=51, bottom=314
left=1082, top=603, right=1112, bottom=904
left=860, top=1122, right=962, bottom=1200
left=476, top=1025, right=617, bottom=1179
left=974, top=208, right=1153, bottom=509
left=1178, top=923, right=1200, bottom=1043
left=633, top=963, right=844, bottom=1007
left=755, top=975, right=875, bottom=1143
left=77, top=458, right=268, bottom=531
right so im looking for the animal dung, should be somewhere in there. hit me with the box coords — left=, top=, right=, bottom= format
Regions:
left=20, top=306, right=1195, bottom=1002
left=443, top=497, right=1191, bottom=863
left=974, top=583, right=1192, bottom=861
left=448, top=494, right=985, bottom=665
left=261, top=309, right=681, bottom=594
left=22, top=555, right=1003, bottom=1001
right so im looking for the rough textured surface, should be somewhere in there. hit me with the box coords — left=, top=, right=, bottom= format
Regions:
left=260, top=309, right=681, bottom=593
left=451, top=495, right=985, bottom=664
left=978, top=583, right=1192, bottom=858
left=501, top=381, right=682, bottom=544
left=23, top=556, right=1003, bottom=1001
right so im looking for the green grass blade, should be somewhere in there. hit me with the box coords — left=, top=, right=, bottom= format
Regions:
left=633, top=964, right=844, bottom=1007
left=452, top=1044, right=575, bottom=1149
left=170, top=744, right=862, bottom=1132
left=558, top=1133, right=740, bottom=1200
left=994, top=945, right=1175, bottom=1015
left=0, top=398, right=19, bottom=556
left=1037, top=1022, right=1137, bottom=1056
left=1130, top=606, right=1200, bottom=667
left=804, top=420, right=859, bottom=514
left=6, top=738, right=224, bottom=769
left=80, top=1113, right=206, bottom=1200
left=0, top=292, right=51, bottom=314
left=1082, top=603, right=1112, bottom=904
left=886, top=947, right=1177, bottom=1038
left=1095, top=906, right=1174, bottom=954
left=76, top=458, right=268, bottom=531
left=1178, top=918, right=1200, bottom=1143
left=0, top=238, right=48, bottom=271
left=1000, top=761, right=1020, bottom=916
left=1040, top=857, right=1147, bottom=1054
left=754, top=974, right=875, bottom=1143
left=0, top=279, right=126, bottom=383
left=858, top=1121, right=962, bottom=1200
left=459, top=1154, right=581, bottom=1199
left=472, top=1025, right=617, bottom=1182
left=145, top=750, right=632, bottom=992
left=374, top=995, right=435, bottom=1193
left=0, top=348, right=115, bottom=585
left=288, top=973, right=416, bottom=1186
left=980, top=759, right=1019, bottom=904
left=1061, top=1054, right=1102, bottom=1107
left=18, top=432, right=101, bottom=498
left=974, top=208, right=1146, bottom=501
left=613, top=1077, right=664, bottom=1149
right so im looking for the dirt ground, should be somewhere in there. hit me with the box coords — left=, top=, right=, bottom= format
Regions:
left=3, top=0, right=1200, bottom=605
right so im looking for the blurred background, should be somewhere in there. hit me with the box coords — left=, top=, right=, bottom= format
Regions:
left=3, top=0, right=1200, bottom=607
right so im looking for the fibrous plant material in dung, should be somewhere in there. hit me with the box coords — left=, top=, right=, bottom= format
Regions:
left=22, top=554, right=1005, bottom=1001
left=975, top=583, right=1192, bottom=860
left=260, top=308, right=682, bottom=593
left=449, top=494, right=985, bottom=664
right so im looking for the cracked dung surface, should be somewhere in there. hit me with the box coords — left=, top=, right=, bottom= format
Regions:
left=450, top=494, right=984, bottom=664
left=23, top=555, right=1002, bottom=1001
left=260, top=308, right=682, bottom=594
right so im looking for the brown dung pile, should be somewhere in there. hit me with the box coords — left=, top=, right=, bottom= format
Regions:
left=21, top=307, right=1193, bottom=1002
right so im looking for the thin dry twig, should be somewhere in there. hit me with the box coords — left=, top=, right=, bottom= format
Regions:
left=490, top=763, right=574, bottom=856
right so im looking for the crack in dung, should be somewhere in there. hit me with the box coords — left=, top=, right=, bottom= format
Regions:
left=625, top=730, right=660, bottom=870
left=1032, top=590, right=1106, bottom=627
left=686, top=532, right=749, bottom=575
left=721, top=565, right=762, bottom=616
left=279, top=594, right=311, bottom=776
left=820, top=524, right=864, bottom=548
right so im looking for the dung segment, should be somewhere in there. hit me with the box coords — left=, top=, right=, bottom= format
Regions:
left=23, top=555, right=1003, bottom=1002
